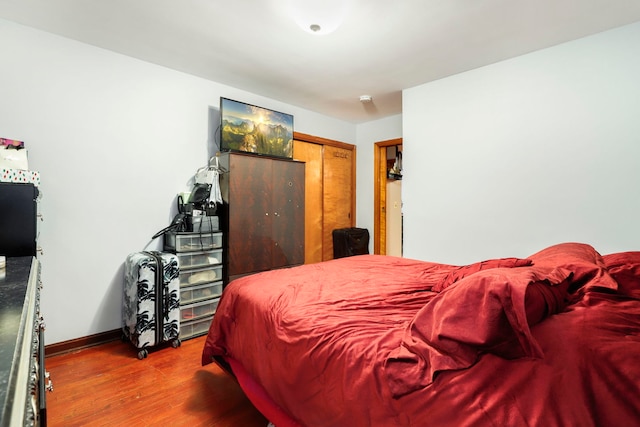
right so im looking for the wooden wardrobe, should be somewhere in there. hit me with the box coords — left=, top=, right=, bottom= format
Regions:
left=219, top=152, right=305, bottom=282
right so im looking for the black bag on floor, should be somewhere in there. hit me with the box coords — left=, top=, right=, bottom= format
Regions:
left=332, top=228, right=370, bottom=259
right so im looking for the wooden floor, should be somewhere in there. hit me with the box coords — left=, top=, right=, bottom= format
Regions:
left=44, top=335, right=269, bottom=427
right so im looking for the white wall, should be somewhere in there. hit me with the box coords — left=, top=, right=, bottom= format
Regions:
left=402, top=22, right=640, bottom=264
left=355, top=114, right=403, bottom=251
left=0, top=18, right=355, bottom=345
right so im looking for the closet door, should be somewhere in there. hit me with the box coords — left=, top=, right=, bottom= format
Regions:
left=293, top=139, right=355, bottom=263
left=271, top=159, right=305, bottom=268
left=293, top=141, right=323, bottom=264
left=322, top=145, right=354, bottom=261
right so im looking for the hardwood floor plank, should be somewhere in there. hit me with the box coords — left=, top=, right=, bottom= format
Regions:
left=45, top=335, right=268, bottom=427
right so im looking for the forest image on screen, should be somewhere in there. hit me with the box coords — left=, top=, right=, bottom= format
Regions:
left=220, top=98, right=293, bottom=158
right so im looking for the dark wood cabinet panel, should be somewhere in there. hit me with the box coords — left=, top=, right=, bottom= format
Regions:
left=225, top=154, right=272, bottom=276
left=220, top=152, right=305, bottom=281
left=272, top=159, right=305, bottom=268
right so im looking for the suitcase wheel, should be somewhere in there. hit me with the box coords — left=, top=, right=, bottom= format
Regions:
left=137, top=349, right=149, bottom=360
left=171, top=338, right=181, bottom=348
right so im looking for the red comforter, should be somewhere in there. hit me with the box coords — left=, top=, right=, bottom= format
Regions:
left=202, top=243, right=640, bottom=426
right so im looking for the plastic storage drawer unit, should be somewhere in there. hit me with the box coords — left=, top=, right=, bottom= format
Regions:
left=179, top=264, right=223, bottom=288
left=180, top=315, right=213, bottom=339
left=180, top=281, right=223, bottom=305
left=176, top=249, right=222, bottom=270
left=180, top=298, right=220, bottom=322
left=164, top=231, right=222, bottom=252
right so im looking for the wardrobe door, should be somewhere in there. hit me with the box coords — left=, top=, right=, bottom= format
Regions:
left=271, top=159, right=305, bottom=269
left=227, top=153, right=272, bottom=277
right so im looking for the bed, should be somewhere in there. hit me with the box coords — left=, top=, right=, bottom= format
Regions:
left=201, top=242, right=640, bottom=426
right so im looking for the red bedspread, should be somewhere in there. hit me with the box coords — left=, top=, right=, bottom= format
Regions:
left=202, top=243, right=640, bottom=426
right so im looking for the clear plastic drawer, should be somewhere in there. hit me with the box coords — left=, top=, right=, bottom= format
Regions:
left=176, top=249, right=222, bottom=270
left=180, top=281, right=223, bottom=305
left=180, top=315, right=213, bottom=340
left=180, top=298, right=220, bottom=322
left=164, top=231, right=222, bottom=252
left=179, top=265, right=223, bottom=288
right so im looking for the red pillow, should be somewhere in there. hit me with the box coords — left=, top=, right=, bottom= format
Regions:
left=527, top=242, right=618, bottom=293
left=602, top=252, right=640, bottom=299
left=433, top=257, right=533, bottom=292
left=385, top=266, right=572, bottom=397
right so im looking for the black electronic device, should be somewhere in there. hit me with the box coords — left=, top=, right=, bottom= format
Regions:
left=188, top=183, right=211, bottom=207
left=151, top=213, right=187, bottom=240
left=0, top=182, right=38, bottom=256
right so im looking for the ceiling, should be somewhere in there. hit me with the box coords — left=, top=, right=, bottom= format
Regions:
left=2, top=0, right=640, bottom=124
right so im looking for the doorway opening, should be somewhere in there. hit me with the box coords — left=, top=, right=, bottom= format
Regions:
left=374, top=138, right=403, bottom=255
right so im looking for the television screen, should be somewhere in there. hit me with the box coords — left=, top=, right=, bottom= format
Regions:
left=220, top=97, right=294, bottom=159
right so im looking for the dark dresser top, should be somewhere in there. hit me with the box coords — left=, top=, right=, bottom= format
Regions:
left=0, top=256, right=35, bottom=425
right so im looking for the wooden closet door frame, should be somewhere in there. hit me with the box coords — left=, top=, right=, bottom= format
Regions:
left=293, top=132, right=356, bottom=256
left=374, top=138, right=403, bottom=255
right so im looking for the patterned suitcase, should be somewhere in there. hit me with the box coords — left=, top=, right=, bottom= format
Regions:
left=123, top=251, right=181, bottom=359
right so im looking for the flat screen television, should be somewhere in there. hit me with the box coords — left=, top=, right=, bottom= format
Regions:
left=220, top=97, right=294, bottom=159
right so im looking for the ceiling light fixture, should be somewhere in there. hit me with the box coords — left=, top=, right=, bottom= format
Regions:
left=359, top=95, right=373, bottom=103
left=287, top=0, right=351, bottom=35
